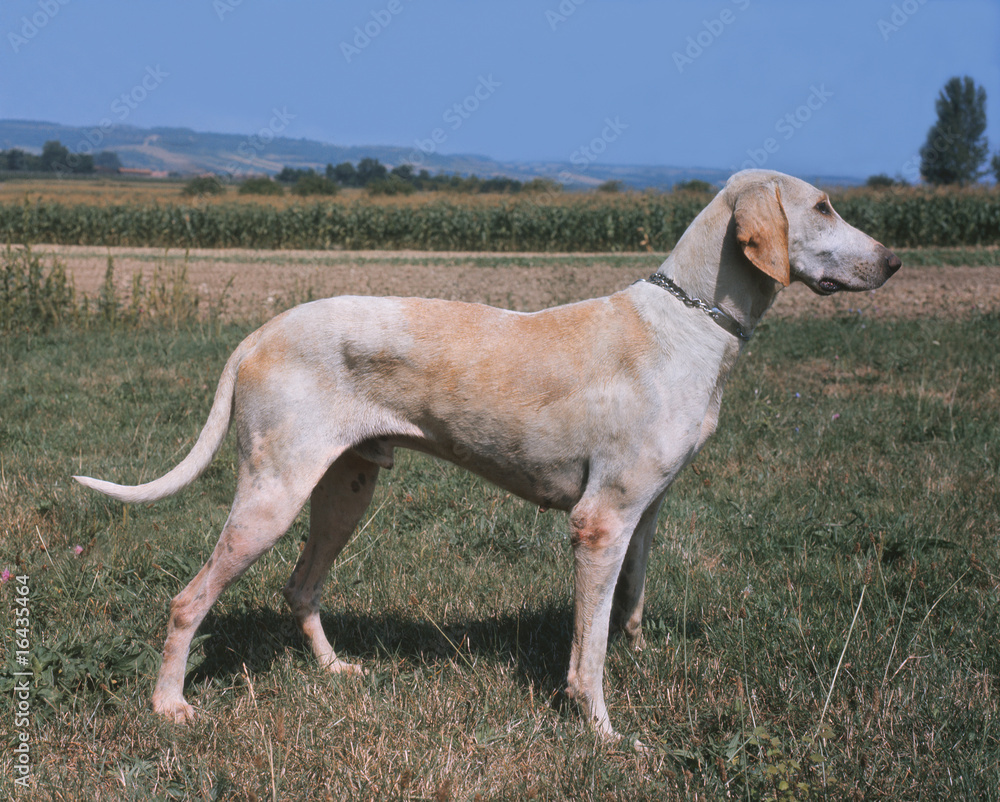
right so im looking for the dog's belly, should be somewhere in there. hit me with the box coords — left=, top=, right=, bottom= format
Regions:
left=378, top=433, right=589, bottom=512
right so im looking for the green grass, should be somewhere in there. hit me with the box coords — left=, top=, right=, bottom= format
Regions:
left=1, top=267, right=999, bottom=798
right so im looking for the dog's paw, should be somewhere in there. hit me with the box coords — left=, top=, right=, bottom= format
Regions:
left=153, top=694, right=197, bottom=724
left=600, top=727, right=623, bottom=745
left=324, top=658, right=367, bottom=676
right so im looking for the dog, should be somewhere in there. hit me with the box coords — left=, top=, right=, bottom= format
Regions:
left=75, top=169, right=900, bottom=741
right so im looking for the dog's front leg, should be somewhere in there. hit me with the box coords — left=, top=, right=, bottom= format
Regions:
left=565, top=501, right=635, bottom=741
left=610, top=491, right=666, bottom=650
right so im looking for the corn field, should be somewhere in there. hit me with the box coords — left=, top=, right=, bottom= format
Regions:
left=1, top=188, right=998, bottom=251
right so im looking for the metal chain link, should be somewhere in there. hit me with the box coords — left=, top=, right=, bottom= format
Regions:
left=641, top=273, right=752, bottom=342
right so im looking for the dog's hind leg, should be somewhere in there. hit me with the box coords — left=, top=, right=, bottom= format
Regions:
left=282, top=450, right=381, bottom=675
left=152, top=468, right=319, bottom=723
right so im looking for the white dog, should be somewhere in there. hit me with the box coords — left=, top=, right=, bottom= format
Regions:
left=76, top=170, right=900, bottom=740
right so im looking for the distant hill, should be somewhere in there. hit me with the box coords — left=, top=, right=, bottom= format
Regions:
left=0, top=119, right=862, bottom=189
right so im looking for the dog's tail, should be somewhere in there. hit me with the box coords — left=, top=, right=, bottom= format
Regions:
left=74, top=335, right=252, bottom=505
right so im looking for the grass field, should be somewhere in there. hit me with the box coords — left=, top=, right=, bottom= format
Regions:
left=2, top=249, right=999, bottom=799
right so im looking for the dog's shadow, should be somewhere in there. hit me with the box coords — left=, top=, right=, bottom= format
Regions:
left=186, top=603, right=583, bottom=702
left=185, top=601, right=698, bottom=709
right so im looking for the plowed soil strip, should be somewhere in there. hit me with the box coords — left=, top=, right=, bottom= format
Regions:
left=31, top=244, right=1000, bottom=321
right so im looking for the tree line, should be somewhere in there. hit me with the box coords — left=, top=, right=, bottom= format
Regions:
left=271, top=159, right=562, bottom=196
left=1, top=140, right=121, bottom=175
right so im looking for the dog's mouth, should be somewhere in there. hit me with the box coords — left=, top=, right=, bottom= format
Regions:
left=816, top=278, right=845, bottom=295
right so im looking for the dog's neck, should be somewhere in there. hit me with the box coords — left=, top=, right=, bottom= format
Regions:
left=656, top=193, right=784, bottom=337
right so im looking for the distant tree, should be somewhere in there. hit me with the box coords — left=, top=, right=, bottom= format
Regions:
left=367, top=174, right=416, bottom=196
left=673, top=179, right=715, bottom=194
left=992, top=152, right=1000, bottom=184
left=40, top=140, right=70, bottom=171
left=67, top=153, right=94, bottom=174
left=920, top=76, right=989, bottom=186
left=597, top=180, right=625, bottom=193
left=328, top=161, right=359, bottom=187
left=7, top=140, right=93, bottom=174
left=356, top=158, right=387, bottom=186
left=182, top=176, right=226, bottom=197
left=291, top=172, right=338, bottom=196
left=413, top=168, right=434, bottom=190
left=522, top=177, right=562, bottom=194
left=459, top=175, right=482, bottom=193
left=238, top=176, right=284, bottom=196
left=478, top=176, right=522, bottom=194
left=390, top=164, right=415, bottom=183
left=276, top=166, right=313, bottom=184
left=865, top=173, right=898, bottom=189
left=93, top=151, right=123, bottom=171
left=4, top=148, right=32, bottom=171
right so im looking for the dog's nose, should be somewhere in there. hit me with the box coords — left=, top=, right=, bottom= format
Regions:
left=882, top=247, right=902, bottom=276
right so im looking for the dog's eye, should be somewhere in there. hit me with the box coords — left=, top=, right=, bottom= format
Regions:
left=815, top=200, right=833, bottom=216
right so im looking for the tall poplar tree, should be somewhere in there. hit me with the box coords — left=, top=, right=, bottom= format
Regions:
left=920, top=76, right=989, bottom=186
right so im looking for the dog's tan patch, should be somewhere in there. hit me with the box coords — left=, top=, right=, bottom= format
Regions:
left=237, top=328, right=294, bottom=391
left=396, top=293, right=653, bottom=412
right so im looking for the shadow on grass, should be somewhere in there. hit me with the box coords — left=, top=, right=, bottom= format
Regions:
left=185, top=605, right=571, bottom=698
left=183, top=603, right=694, bottom=704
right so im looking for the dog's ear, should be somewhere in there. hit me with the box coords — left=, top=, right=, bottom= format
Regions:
left=733, top=184, right=791, bottom=286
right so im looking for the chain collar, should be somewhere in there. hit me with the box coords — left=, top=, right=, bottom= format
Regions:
left=641, top=272, right=752, bottom=342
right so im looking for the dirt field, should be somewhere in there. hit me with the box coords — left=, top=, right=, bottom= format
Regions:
left=31, top=244, right=1000, bottom=321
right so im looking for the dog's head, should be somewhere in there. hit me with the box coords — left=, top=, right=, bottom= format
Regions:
left=726, top=169, right=901, bottom=295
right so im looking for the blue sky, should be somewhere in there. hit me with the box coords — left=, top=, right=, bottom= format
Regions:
left=2, top=0, right=998, bottom=180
